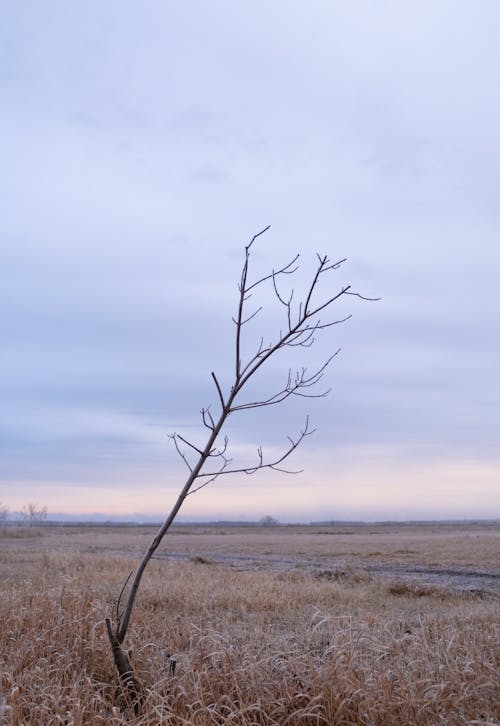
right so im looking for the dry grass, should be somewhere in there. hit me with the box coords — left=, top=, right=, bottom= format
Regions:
left=3, top=521, right=499, bottom=569
left=1, top=525, right=499, bottom=724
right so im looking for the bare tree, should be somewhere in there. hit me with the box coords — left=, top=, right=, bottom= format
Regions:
left=259, top=515, right=280, bottom=527
left=105, top=227, right=377, bottom=709
left=19, top=502, right=47, bottom=527
left=0, top=502, right=8, bottom=531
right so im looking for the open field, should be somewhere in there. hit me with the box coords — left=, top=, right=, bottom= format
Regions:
left=1, top=523, right=499, bottom=724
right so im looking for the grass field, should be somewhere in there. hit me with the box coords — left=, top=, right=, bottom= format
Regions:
left=1, top=522, right=499, bottom=724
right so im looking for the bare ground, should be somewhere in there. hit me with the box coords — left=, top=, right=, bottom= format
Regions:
left=153, top=549, right=500, bottom=595
left=3, top=521, right=499, bottom=594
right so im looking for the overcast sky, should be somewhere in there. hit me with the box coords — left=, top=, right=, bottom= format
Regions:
left=2, top=1, right=499, bottom=521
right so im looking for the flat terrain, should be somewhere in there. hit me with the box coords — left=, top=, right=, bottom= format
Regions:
left=3, top=521, right=499, bottom=592
left=1, top=522, right=499, bottom=724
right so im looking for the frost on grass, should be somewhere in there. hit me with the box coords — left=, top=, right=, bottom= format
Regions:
left=1, top=540, right=499, bottom=725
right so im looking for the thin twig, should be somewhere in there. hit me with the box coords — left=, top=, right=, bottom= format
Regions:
left=211, top=372, right=225, bottom=409
left=116, top=570, right=134, bottom=628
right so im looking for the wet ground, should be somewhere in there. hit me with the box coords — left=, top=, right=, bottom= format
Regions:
left=4, top=522, right=499, bottom=596
left=154, top=549, right=500, bottom=595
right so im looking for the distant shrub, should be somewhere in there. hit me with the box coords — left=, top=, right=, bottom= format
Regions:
left=259, top=515, right=279, bottom=527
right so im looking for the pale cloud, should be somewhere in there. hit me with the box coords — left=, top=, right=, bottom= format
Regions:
left=1, top=1, right=499, bottom=519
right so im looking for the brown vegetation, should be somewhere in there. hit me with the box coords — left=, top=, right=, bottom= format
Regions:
left=0, top=524, right=499, bottom=724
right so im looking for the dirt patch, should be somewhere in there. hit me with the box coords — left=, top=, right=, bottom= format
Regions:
left=153, top=550, right=500, bottom=595
left=366, top=561, right=500, bottom=595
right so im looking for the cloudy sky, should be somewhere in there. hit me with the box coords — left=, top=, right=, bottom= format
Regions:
left=2, top=1, right=499, bottom=521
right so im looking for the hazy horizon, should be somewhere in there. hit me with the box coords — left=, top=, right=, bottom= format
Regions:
left=6, top=511, right=500, bottom=525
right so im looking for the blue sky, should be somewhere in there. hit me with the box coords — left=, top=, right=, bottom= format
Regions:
left=1, top=1, right=499, bottom=521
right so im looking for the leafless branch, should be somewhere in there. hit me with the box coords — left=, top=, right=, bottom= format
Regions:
left=106, top=226, right=378, bottom=702
left=201, top=407, right=215, bottom=431
left=272, top=270, right=294, bottom=310
left=116, top=569, right=134, bottom=629
left=169, top=433, right=193, bottom=472
left=240, top=306, right=263, bottom=326
left=245, top=254, right=300, bottom=294
left=211, top=372, right=225, bottom=409
left=209, top=435, right=229, bottom=457
left=235, top=226, right=271, bottom=378
left=176, top=434, right=203, bottom=456
left=188, top=454, right=232, bottom=494
left=345, top=290, right=382, bottom=301
left=195, top=417, right=314, bottom=480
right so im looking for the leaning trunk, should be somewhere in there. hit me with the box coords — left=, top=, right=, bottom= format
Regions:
left=105, top=618, right=143, bottom=713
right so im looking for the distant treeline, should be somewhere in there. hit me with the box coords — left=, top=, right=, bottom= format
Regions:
left=5, top=518, right=499, bottom=527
